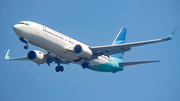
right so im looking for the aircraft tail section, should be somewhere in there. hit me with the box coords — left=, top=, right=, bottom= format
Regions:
left=111, top=28, right=127, bottom=59
left=112, top=28, right=127, bottom=45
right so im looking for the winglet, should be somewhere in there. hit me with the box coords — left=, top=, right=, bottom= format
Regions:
left=5, top=49, right=10, bottom=60
left=163, top=27, right=177, bottom=40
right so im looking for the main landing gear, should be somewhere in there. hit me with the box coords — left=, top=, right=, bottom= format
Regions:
left=82, top=62, right=90, bottom=69
left=19, top=37, right=29, bottom=49
left=55, top=64, right=64, bottom=72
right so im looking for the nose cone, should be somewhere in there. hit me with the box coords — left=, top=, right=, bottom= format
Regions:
left=13, top=24, right=20, bottom=31
left=13, top=24, right=24, bottom=37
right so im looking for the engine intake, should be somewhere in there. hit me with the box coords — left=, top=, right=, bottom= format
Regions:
left=27, top=50, right=46, bottom=64
left=28, top=51, right=36, bottom=60
left=74, top=45, right=82, bottom=53
left=74, top=45, right=92, bottom=58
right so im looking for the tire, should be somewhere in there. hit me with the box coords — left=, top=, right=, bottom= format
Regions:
left=55, top=66, right=60, bottom=72
left=24, top=45, right=28, bottom=49
left=60, top=66, right=64, bottom=72
left=86, top=63, right=90, bottom=68
left=82, top=63, right=86, bottom=69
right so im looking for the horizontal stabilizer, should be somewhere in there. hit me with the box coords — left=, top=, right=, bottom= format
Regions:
left=120, top=60, right=160, bottom=67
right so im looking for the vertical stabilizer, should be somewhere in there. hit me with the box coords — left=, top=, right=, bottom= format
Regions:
left=111, top=28, right=127, bottom=59
left=112, top=28, right=127, bottom=45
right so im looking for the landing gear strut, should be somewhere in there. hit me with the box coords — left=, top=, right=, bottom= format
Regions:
left=19, top=37, right=29, bottom=49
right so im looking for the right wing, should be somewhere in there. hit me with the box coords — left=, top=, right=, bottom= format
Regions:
left=91, top=27, right=176, bottom=57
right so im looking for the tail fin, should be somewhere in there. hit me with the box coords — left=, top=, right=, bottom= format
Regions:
left=111, top=28, right=127, bottom=59
left=112, top=28, right=127, bottom=45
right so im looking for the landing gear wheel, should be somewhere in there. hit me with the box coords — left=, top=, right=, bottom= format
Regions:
left=24, top=45, right=29, bottom=49
left=82, top=63, right=90, bottom=69
left=82, top=63, right=86, bottom=69
left=59, top=66, right=64, bottom=72
left=55, top=66, right=64, bottom=72
left=86, top=63, right=90, bottom=68
left=55, top=66, right=60, bottom=72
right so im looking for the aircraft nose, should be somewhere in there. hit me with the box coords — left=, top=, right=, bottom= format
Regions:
left=13, top=24, right=21, bottom=31
left=13, top=24, right=24, bottom=37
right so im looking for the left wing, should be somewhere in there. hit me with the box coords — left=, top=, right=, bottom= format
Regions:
left=5, top=49, right=29, bottom=61
left=91, top=28, right=176, bottom=57
left=5, top=49, right=71, bottom=65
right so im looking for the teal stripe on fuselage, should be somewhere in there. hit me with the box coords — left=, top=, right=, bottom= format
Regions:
left=89, top=28, right=126, bottom=73
left=89, top=58, right=123, bottom=73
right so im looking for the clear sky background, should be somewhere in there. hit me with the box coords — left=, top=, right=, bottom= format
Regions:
left=0, top=0, right=180, bottom=101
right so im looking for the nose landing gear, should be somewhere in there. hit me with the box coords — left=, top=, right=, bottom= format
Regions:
left=19, top=37, right=29, bottom=49
left=24, top=44, right=29, bottom=49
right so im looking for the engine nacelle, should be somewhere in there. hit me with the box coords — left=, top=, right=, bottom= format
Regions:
left=74, top=45, right=92, bottom=58
left=27, top=50, right=46, bottom=64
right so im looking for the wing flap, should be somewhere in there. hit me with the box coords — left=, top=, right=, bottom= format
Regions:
left=120, top=60, right=160, bottom=67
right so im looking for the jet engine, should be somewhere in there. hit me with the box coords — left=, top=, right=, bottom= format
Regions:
left=74, top=45, right=92, bottom=58
left=27, top=50, right=46, bottom=64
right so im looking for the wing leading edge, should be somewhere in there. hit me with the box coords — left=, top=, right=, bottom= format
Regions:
left=91, top=27, right=176, bottom=57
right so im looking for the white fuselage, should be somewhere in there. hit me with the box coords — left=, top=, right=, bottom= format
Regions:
left=13, top=21, right=116, bottom=72
left=11, top=21, right=173, bottom=73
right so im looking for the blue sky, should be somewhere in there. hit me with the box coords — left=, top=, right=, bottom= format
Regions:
left=0, top=0, right=180, bottom=101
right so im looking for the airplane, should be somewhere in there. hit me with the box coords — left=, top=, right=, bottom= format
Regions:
left=5, top=21, right=176, bottom=73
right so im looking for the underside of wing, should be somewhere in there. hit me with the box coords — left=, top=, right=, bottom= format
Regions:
left=120, top=60, right=161, bottom=67
left=6, top=57, right=29, bottom=61
left=91, top=44, right=131, bottom=56
left=44, top=52, right=71, bottom=65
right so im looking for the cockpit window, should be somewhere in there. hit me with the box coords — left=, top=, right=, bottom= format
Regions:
left=19, top=22, right=29, bottom=26
left=19, top=22, right=24, bottom=24
left=25, top=23, right=29, bottom=26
